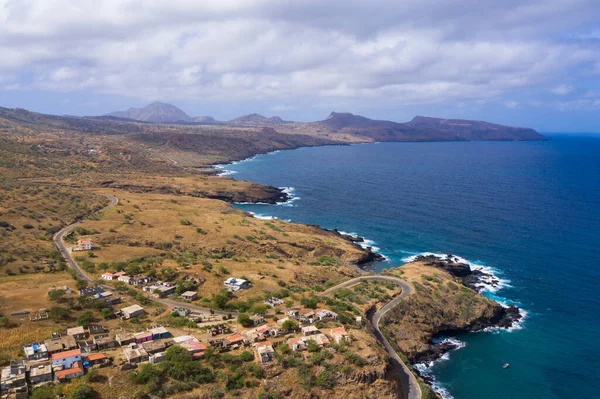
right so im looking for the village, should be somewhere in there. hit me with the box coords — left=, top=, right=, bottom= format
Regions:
left=2, top=262, right=367, bottom=399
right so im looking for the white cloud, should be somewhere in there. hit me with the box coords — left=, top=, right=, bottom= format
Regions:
left=551, top=84, right=575, bottom=95
left=0, top=0, right=599, bottom=110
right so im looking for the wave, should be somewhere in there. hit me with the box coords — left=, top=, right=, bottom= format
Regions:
left=276, top=186, right=300, bottom=206
left=402, top=252, right=511, bottom=294
left=413, top=338, right=467, bottom=399
left=338, top=231, right=390, bottom=261
left=247, top=212, right=291, bottom=222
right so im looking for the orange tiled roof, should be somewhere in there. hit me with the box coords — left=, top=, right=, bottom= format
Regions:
left=51, top=348, right=81, bottom=360
left=84, top=353, right=107, bottom=361
left=55, top=365, right=83, bottom=379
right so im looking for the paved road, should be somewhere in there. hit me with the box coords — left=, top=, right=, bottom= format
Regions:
left=319, top=275, right=422, bottom=399
left=52, top=194, right=232, bottom=317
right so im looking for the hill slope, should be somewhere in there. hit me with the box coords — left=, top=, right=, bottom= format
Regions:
left=107, top=102, right=192, bottom=123
left=229, top=113, right=287, bottom=125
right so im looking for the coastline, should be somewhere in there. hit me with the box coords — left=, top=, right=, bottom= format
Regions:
left=210, top=144, right=527, bottom=399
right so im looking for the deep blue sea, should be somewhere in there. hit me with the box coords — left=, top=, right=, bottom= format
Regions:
left=218, top=135, right=600, bottom=399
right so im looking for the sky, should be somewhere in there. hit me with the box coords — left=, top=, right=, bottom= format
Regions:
left=1, top=0, right=600, bottom=132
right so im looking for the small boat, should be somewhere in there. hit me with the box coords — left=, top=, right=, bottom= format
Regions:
left=503, top=363, right=510, bottom=369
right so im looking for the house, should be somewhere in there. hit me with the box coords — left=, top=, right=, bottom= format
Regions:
left=134, top=331, right=153, bottom=344
left=73, top=238, right=92, bottom=251
left=172, top=307, right=190, bottom=317
left=103, top=296, right=121, bottom=306
left=307, top=333, right=330, bottom=348
left=224, top=277, right=250, bottom=291
left=54, top=362, right=84, bottom=382
left=288, top=334, right=330, bottom=352
left=131, top=276, right=151, bottom=286
left=174, top=337, right=206, bottom=358
left=87, top=324, right=105, bottom=335
left=78, top=340, right=96, bottom=353
left=101, top=272, right=116, bottom=281
left=78, top=286, right=104, bottom=296
left=142, top=340, right=166, bottom=355
left=44, top=335, right=77, bottom=355
left=301, top=326, right=319, bottom=336
left=254, top=341, right=275, bottom=364
left=67, top=326, right=87, bottom=340
left=224, top=333, right=245, bottom=348
left=23, top=343, right=48, bottom=361
left=287, top=337, right=306, bottom=352
left=286, top=309, right=300, bottom=319
left=329, top=327, right=350, bottom=344
left=115, top=333, right=136, bottom=346
left=93, top=335, right=116, bottom=350
left=122, top=345, right=149, bottom=364
left=117, top=275, right=133, bottom=284
left=250, top=314, right=265, bottom=326
left=28, top=362, right=53, bottom=386
left=264, top=297, right=284, bottom=307
left=181, top=291, right=198, bottom=301
left=1, top=360, right=27, bottom=398
left=301, top=311, right=316, bottom=324
left=95, top=291, right=113, bottom=300
left=315, top=308, right=338, bottom=321
left=147, top=326, right=170, bottom=340
left=149, top=352, right=166, bottom=364
left=144, top=284, right=176, bottom=298
left=120, top=304, right=145, bottom=319
left=83, top=353, right=109, bottom=367
left=51, top=348, right=82, bottom=369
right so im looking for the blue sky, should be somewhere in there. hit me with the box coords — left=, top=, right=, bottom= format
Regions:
left=1, top=0, right=600, bottom=132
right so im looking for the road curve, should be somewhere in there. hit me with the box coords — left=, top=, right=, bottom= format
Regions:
left=319, top=275, right=422, bottom=399
left=53, top=194, right=232, bottom=317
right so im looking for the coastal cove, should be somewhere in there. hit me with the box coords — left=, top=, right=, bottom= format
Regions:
left=218, top=136, right=600, bottom=399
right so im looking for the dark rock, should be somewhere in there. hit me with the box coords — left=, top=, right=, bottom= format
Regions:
left=413, top=340, right=460, bottom=364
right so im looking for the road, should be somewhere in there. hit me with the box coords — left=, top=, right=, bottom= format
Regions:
left=53, top=194, right=231, bottom=318
left=319, top=275, right=422, bottom=399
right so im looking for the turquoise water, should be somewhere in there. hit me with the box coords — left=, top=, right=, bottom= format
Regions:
left=219, top=135, right=600, bottom=399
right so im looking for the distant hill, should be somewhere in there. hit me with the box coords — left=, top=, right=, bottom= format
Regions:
left=192, top=116, right=217, bottom=123
left=313, top=112, right=546, bottom=142
left=229, top=113, right=287, bottom=125
left=107, top=102, right=192, bottom=123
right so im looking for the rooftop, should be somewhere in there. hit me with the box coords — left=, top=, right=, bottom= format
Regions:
left=121, top=304, right=144, bottom=314
left=51, top=348, right=81, bottom=360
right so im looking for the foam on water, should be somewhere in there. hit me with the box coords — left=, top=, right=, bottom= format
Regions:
left=413, top=338, right=467, bottom=399
left=338, top=231, right=390, bottom=261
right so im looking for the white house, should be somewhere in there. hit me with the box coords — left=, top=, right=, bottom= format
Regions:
left=51, top=348, right=82, bottom=369
left=254, top=341, right=275, bottom=364
left=73, top=238, right=92, bottom=252
left=224, top=277, right=250, bottom=291
left=329, top=327, right=350, bottom=344
left=120, top=304, right=145, bottom=319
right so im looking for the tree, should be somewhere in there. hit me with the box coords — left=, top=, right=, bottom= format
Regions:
left=134, top=363, right=162, bottom=385
left=48, top=289, right=66, bottom=302
left=100, top=308, right=113, bottom=319
left=249, top=304, right=269, bottom=315
left=240, top=350, right=254, bottom=362
left=49, top=306, right=70, bottom=322
left=282, top=319, right=299, bottom=332
left=70, top=384, right=96, bottom=399
left=165, top=345, right=192, bottom=363
left=300, top=297, right=318, bottom=309
left=77, top=311, right=94, bottom=327
left=237, top=313, right=252, bottom=328
left=306, top=340, right=320, bottom=353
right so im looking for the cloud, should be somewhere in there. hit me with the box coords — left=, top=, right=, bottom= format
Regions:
left=1, top=0, right=600, bottom=112
left=551, top=84, right=575, bottom=95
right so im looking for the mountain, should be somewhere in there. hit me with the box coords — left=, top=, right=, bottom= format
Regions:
left=229, top=113, right=287, bottom=125
left=313, top=112, right=546, bottom=142
left=192, top=116, right=217, bottom=123
left=106, top=102, right=192, bottom=123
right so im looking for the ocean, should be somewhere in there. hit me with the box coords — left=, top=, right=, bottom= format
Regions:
left=217, top=135, right=600, bottom=399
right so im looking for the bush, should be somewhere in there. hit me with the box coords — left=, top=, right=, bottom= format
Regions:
left=237, top=313, right=252, bottom=328
left=240, top=350, right=254, bottom=362
left=77, top=311, right=94, bottom=327
left=180, top=219, right=192, bottom=226
left=300, top=297, right=318, bottom=309
left=70, top=384, right=96, bottom=399
left=49, top=306, right=70, bottom=322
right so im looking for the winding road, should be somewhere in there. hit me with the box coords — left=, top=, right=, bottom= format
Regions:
left=54, top=194, right=421, bottom=398
left=319, top=275, right=422, bottom=399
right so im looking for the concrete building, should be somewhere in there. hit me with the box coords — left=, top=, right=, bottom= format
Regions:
left=23, top=343, right=48, bottom=361
left=44, top=335, right=77, bottom=355
left=147, top=326, right=170, bottom=340
left=181, top=291, right=198, bottom=301
left=67, top=326, right=87, bottom=340
left=51, top=348, right=82, bottom=369
left=149, top=352, right=166, bottom=364
left=93, top=335, right=116, bottom=350
left=134, top=331, right=153, bottom=344
left=122, top=346, right=149, bottom=364
left=254, top=341, right=275, bottom=364
left=264, top=297, right=284, bottom=307
left=120, top=304, right=145, bottom=319
left=301, top=326, right=319, bottom=336
left=54, top=362, right=84, bottom=382
left=142, top=340, right=166, bottom=355
left=329, top=327, right=350, bottom=344
left=1, top=360, right=27, bottom=398
left=115, top=333, right=136, bottom=346
left=83, top=353, right=109, bottom=367
left=28, top=362, right=53, bottom=386
left=224, top=277, right=250, bottom=291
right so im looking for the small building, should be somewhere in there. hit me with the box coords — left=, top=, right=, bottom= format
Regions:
left=131, top=276, right=151, bottom=286
left=93, top=335, right=116, bottom=350
left=172, top=307, right=190, bottom=317
left=147, top=326, right=170, bottom=340
left=134, top=331, right=153, bottom=344
left=315, top=308, right=338, bottom=321
left=181, top=291, right=198, bottom=301
left=254, top=341, right=275, bottom=364
left=117, top=275, right=133, bottom=284
left=51, top=348, right=82, bottom=369
left=301, top=311, right=316, bottom=324
left=149, top=352, right=166, bottom=364
left=286, top=309, right=300, bottom=319
left=23, top=343, right=48, bottom=361
left=287, top=337, right=306, bottom=352
left=121, top=304, right=145, bottom=319
left=73, top=238, right=92, bottom=251
left=329, top=327, right=350, bottom=344
left=122, top=346, right=149, bottom=364
left=83, top=353, right=109, bottom=367
left=78, top=340, right=96, bottom=353
left=288, top=334, right=330, bottom=351
left=1, top=360, right=27, bottom=397
left=101, top=272, right=116, bottom=281
left=78, top=286, right=104, bottom=297
left=67, top=326, right=87, bottom=340
left=54, top=362, right=84, bottom=382
left=115, top=333, right=136, bottom=346
left=224, top=333, right=245, bottom=348
left=250, top=314, right=265, bottom=326
left=175, top=337, right=206, bottom=358
left=264, top=297, right=284, bottom=307
left=224, top=277, right=250, bottom=291
left=87, top=324, right=105, bottom=335
left=103, top=296, right=121, bottom=306
left=44, top=335, right=77, bottom=355
left=28, top=362, right=53, bottom=386
left=301, top=326, right=319, bottom=336
left=142, top=340, right=166, bottom=355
